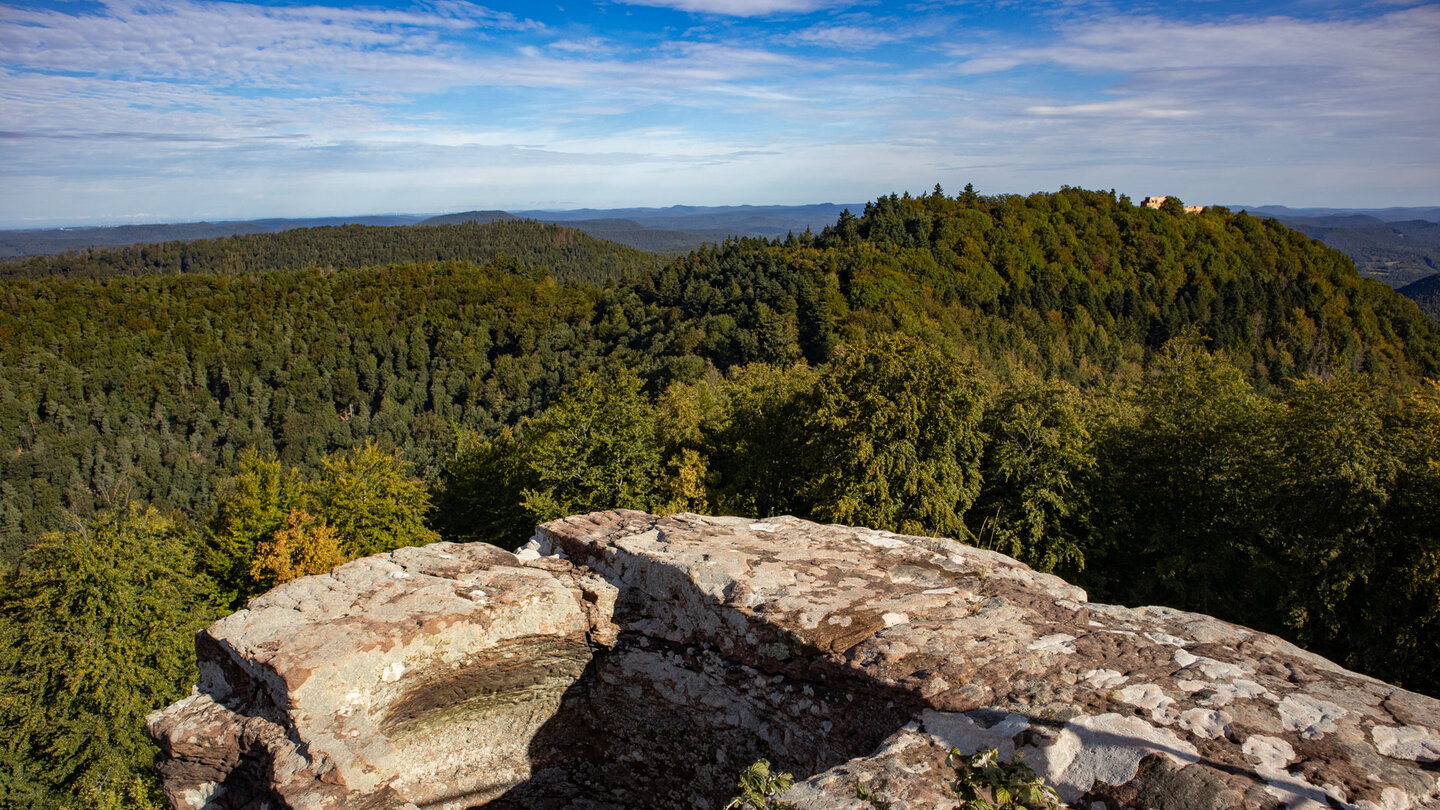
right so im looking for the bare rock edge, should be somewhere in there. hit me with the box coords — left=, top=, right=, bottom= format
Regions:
left=148, top=511, right=1440, bottom=810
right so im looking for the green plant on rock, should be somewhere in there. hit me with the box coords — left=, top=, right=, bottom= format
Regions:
left=731, top=745, right=1063, bottom=810
left=948, top=747, right=1063, bottom=810
left=854, top=780, right=894, bottom=809
left=725, top=760, right=796, bottom=810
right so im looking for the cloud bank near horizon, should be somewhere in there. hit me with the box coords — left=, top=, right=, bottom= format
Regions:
left=0, top=0, right=1436, bottom=226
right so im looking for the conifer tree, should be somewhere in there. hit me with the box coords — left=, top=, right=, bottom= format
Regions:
left=0, top=506, right=220, bottom=808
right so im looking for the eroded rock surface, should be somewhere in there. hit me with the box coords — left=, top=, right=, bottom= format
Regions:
left=150, top=512, right=1440, bottom=809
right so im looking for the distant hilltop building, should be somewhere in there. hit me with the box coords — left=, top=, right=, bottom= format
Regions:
left=1141, top=195, right=1205, bottom=214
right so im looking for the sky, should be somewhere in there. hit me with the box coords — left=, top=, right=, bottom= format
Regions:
left=1, top=0, right=1437, bottom=227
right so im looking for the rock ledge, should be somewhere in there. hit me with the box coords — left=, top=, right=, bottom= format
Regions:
left=149, top=512, right=1440, bottom=809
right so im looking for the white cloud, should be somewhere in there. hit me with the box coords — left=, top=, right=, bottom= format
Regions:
left=948, top=6, right=1440, bottom=152
left=2, top=0, right=1436, bottom=225
left=788, top=23, right=902, bottom=49
left=548, top=37, right=615, bottom=53
left=611, top=0, right=846, bottom=17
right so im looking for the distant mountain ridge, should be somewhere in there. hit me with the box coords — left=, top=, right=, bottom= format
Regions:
left=1234, top=204, right=1440, bottom=223
left=416, top=211, right=515, bottom=226
left=1234, top=207, right=1440, bottom=289
left=1, top=203, right=864, bottom=260
left=0, top=215, right=430, bottom=258
left=418, top=212, right=725, bottom=253
left=1399, top=273, right=1440, bottom=321
left=0, top=220, right=665, bottom=284
left=511, top=202, right=857, bottom=234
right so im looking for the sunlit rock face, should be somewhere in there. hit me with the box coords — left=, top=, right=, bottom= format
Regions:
left=149, top=511, right=1440, bottom=810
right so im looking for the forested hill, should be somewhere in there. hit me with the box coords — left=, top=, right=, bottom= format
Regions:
left=4, top=186, right=1440, bottom=807
left=728, top=186, right=1440, bottom=385
left=0, top=220, right=665, bottom=284
left=3, top=187, right=1438, bottom=558
left=1399, top=273, right=1440, bottom=321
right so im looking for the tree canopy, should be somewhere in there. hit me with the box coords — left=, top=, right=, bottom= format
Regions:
left=0, top=506, right=221, bottom=808
left=3, top=188, right=1440, bottom=806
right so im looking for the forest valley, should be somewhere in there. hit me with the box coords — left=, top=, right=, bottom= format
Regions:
left=0, top=186, right=1437, bottom=808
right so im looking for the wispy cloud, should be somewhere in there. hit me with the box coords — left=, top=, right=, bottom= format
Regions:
left=0, top=0, right=546, bottom=94
left=0, top=0, right=1435, bottom=226
left=610, top=0, right=847, bottom=16
left=785, top=16, right=918, bottom=49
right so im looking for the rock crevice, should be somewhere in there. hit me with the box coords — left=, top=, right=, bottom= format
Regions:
left=150, top=512, right=1440, bottom=809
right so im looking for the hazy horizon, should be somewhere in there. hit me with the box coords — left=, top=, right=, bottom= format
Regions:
left=8, top=198, right=1440, bottom=234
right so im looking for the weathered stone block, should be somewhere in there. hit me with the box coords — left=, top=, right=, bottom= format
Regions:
left=149, top=513, right=1440, bottom=810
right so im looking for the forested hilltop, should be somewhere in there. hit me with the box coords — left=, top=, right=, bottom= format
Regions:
left=0, top=220, right=664, bottom=284
left=1, top=186, right=1438, bottom=808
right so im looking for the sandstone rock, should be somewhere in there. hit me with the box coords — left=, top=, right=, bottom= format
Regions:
left=148, top=541, right=608, bottom=810
left=150, top=512, right=1440, bottom=809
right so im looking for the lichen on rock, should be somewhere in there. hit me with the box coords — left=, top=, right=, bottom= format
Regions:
left=148, top=511, right=1440, bottom=809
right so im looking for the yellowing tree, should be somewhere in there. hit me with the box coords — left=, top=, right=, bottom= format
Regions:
left=204, top=449, right=303, bottom=606
left=249, top=509, right=345, bottom=591
left=208, top=442, right=437, bottom=604
left=310, top=441, right=439, bottom=559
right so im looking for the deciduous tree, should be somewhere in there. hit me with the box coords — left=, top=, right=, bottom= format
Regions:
left=973, top=379, right=1095, bottom=573
left=519, top=366, right=662, bottom=522
left=803, top=334, right=988, bottom=538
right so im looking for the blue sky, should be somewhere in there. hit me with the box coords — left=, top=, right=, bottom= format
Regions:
left=1, top=0, right=1437, bottom=226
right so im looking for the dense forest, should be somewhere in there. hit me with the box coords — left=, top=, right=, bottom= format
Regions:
left=1399, top=272, right=1440, bottom=321
left=0, top=220, right=664, bottom=284
left=1, top=186, right=1437, bottom=808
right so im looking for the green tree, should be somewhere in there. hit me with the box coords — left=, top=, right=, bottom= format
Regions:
left=0, top=506, right=220, bottom=808
left=653, top=379, right=729, bottom=514
left=63, top=773, right=166, bottom=810
left=803, top=334, right=988, bottom=538
left=310, top=440, right=439, bottom=558
left=709, top=363, right=818, bottom=519
left=973, top=379, right=1096, bottom=573
left=208, top=443, right=437, bottom=602
left=205, top=449, right=303, bottom=606
left=519, top=366, right=662, bottom=522
left=431, top=427, right=534, bottom=549
left=1373, top=381, right=1440, bottom=691
left=1270, top=375, right=1440, bottom=692
left=1088, top=335, right=1278, bottom=625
